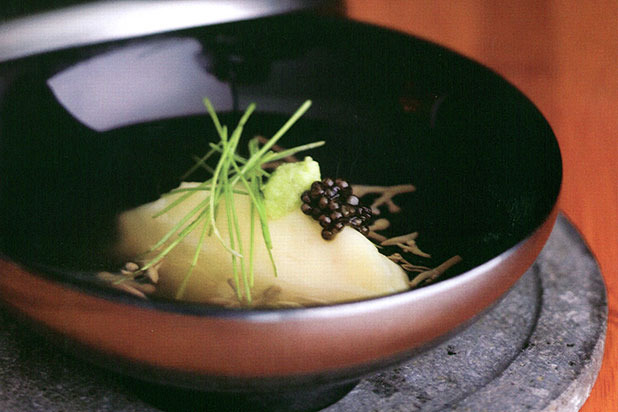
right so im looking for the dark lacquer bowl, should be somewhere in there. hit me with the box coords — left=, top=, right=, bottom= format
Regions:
left=0, top=5, right=561, bottom=412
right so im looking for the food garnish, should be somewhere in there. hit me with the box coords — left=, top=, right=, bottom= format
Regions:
left=300, top=178, right=373, bottom=240
left=116, top=99, right=324, bottom=303
left=102, top=99, right=461, bottom=307
left=262, top=156, right=320, bottom=219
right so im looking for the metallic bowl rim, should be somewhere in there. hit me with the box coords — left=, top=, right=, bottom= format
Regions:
left=2, top=202, right=561, bottom=322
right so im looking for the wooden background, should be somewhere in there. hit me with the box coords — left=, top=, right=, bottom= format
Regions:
left=344, top=1, right=618, bottom=410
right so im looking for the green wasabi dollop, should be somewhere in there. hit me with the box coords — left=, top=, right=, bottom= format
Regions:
left=263, top=156, right=321, bottom=219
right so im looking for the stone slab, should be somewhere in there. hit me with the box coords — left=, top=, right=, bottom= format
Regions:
left=326, top=214, right=607, bottom=412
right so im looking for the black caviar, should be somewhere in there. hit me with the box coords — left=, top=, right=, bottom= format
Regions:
left=301, top=178, right=373, bottom=240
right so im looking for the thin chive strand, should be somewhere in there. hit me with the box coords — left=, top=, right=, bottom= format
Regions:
left=223, top=166, right=241, bottom=300
left=236, top=100, right=311, bottom=179
left=220, top=117, right=249, bottom=298
left=153, top=178, right=212, bottom=218
left=187, top=154, right=215, bottom=176
left=230, top=160, right=276, bottom=279
left=226, top=123, right=252, bottom=301
left=181, top=146, right=218, bottom=180
left=175, top=215, right=210, bottom=299
left=251, top=178, right=277, bottom=277
left=208, top=143, right=248, bottom=165
left=176, top=203, right=212, bottom=238
left=258, top=100, right=312, bottom=155
left=228, top=176, right=250, bottom=303
left=248, top=191, right=256, bottom=288
left=248, top=137, right=260, bottom=156
left=139, top=213, right=204, bottom=272
left=168, top=187, right=249, bottom=195
left=142, top=195, right=211, bottom=256
left=230, top=161, right=271, bottom=248
left=231, top=164, right=263, bottom=287
left=260, top=141, right=325, bottom=163
left=208, top=127, right=242, bottom=258
left=203, top=98, right=224, bottom=138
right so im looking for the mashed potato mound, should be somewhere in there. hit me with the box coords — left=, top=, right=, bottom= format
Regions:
left=116, top=182, right=409, bottom=307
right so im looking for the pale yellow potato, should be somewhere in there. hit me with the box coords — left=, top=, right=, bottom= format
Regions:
left=116, top=182, right=409, bottom=307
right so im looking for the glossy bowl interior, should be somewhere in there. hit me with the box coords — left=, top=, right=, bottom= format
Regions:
left=0, top=12, right=561, bottom=406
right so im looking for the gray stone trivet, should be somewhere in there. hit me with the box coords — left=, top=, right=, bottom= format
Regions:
left=0, top=214, right=607, bottom=412
left=326, top=214, right=607, bottom=412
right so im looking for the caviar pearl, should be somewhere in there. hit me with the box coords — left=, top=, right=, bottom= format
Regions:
left=321, top=229, right=335, bottom=240
left=335, top=178, right=349, bottom=191
left=300, top=177, right=373, bottom=240
left=301, top=203, right=312, bottom=215
left=346, top=195, right=359, bottom=206
left=318, top=196, right=329, bottom=209
left=318, top=215, right=332, bottom=228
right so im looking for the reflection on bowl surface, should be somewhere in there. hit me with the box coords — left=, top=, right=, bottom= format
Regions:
left=0, top=12, right=561, bottom=411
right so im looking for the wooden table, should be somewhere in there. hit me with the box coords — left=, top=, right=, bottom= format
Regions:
left=345, top=1, right=618, bottom=410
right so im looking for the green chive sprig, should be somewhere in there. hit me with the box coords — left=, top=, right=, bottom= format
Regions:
left=135, top=99, right=323, bottom=304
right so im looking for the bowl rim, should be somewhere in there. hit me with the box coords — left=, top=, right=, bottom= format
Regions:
left=4, top=203, right=560, bottom=322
